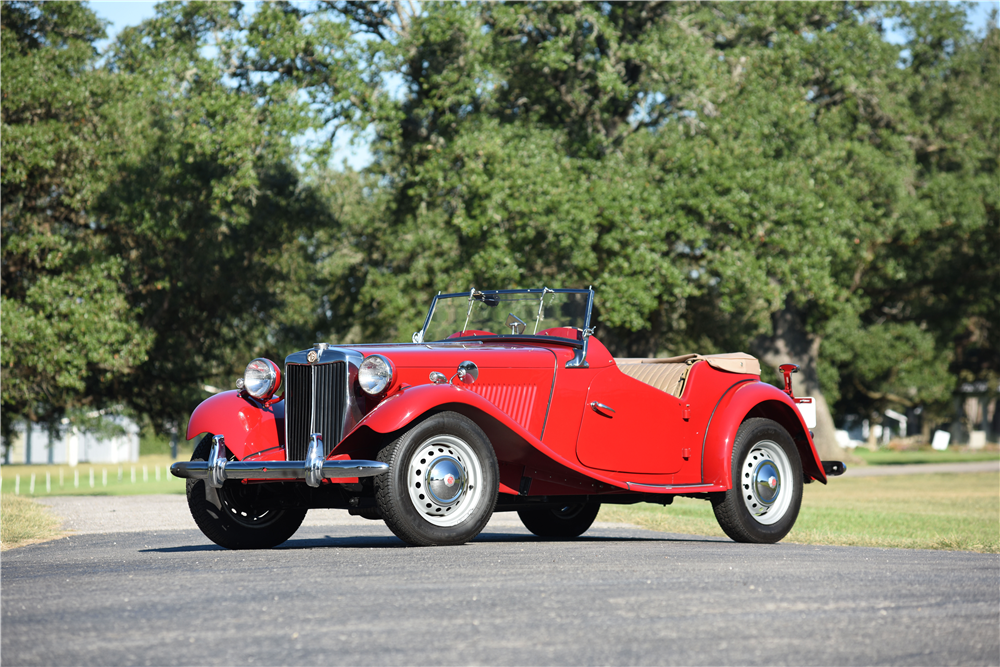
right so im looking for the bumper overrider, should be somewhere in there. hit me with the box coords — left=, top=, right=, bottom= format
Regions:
left=170, top=434, right=388, bottom=489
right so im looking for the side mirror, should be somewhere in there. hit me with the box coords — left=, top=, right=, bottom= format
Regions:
left=505, top=313, right=526, bottom=335
left=456, top=360, right=478, bottom=384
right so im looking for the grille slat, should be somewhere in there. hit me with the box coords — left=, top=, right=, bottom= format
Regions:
left=285, top=362, right=346, bottom=461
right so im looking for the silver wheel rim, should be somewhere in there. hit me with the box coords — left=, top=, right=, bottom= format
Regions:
left=740, top=439, right=794, bottom=526
left=406, top=434, right=484, bottom=527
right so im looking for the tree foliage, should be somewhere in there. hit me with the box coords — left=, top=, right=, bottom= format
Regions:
left=1, top=2, right=152, bottom=429
left=1, top=1, right=995, bottom=450
left=2, top=1, right=328, bottom=436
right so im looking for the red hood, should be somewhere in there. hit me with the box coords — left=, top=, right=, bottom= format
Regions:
left=342, top=341, right=565, bottom=369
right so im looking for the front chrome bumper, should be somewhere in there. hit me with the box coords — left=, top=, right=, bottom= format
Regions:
left=170, top=434, right=388, bottom=489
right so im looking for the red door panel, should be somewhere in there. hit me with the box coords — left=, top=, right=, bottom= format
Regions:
left=576, top=368, right=685, bottom=474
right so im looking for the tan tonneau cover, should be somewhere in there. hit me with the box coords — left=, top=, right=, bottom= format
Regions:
left=614, top=353, right=760, bottom=398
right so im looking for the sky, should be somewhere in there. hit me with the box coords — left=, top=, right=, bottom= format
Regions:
left=90, top=0, right=372, bottom=170
left=89, top=1, right=999, bottom=170
left=88, top=1, right=1000, bottom=44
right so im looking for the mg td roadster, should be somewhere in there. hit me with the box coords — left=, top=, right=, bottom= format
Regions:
left=172, top=287, right=844, bottom=548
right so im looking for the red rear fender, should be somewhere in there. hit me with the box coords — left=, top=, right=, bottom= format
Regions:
left=186, top=391, right=284, bottom=461
left=702, top=382, right=826, bottom=487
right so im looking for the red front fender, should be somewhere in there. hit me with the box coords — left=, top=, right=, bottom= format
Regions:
left=702, top=382, right=826, bottom=487
left=333, top=383, right=631, bottom=494
left=186, top=390, right=284, bottom=461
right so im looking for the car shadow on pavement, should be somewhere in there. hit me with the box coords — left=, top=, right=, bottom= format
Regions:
left=142, top=531, right=728, bottom=553
left=140, top=535, right=407, bottom=552
left=474, top=531, right=729, bottom=544
left=140, top=543, right=229, bottom=553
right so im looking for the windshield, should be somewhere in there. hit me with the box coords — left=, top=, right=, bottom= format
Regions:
left=415, top=288, right=593, bottom=343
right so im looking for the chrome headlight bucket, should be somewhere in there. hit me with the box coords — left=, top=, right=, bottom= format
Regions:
left=244, top=358, right=281, bottom=400
left=358, top=354, right=394, bottom=395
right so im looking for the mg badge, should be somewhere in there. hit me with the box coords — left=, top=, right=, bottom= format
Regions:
left=768, top=476, right=777, bottom=489
left=307, top=350, right=318, bottom=363
left=444, top=474, right=456, bottom=487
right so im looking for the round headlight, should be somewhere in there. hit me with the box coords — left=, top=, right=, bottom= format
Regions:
left=244, top=358, right=280, bottom=400
left=359, top=355, right=394, bottom=395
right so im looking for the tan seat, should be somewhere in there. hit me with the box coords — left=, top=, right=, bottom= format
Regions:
left=616, top=361, right=692, bottom=398
left=615, top=352, right=760, bottom=398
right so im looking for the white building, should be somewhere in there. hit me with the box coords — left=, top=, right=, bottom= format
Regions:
left=3, top=417, right=140, bottom=466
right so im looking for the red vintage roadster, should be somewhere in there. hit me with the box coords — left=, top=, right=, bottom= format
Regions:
left=172, top=288, right=844, bottom=548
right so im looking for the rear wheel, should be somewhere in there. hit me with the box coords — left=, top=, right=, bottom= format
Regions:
left=375, top=412, right=498, bottom=546
left=186, top=434, right=307, bottom=549
left=711, top=418, right=802, bottom=543
left=518, top=502, right=600, bottom=538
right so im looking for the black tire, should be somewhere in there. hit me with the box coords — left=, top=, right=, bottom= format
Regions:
left=375, top=412, right=498, bottom=546
left=711, top=418, right=803, bottom=544
left=518, top=502, right=601, bottom=538
left=186, top=434, right=307, bottom=550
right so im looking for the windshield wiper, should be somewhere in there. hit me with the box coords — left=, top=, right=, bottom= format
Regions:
left=462, top=289, right=502, bottom=335
left=474, top=292, right=500, bottom=308
left=533, top=287, right=554, bottom=335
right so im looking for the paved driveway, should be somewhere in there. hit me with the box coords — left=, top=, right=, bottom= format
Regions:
left=3, top=495, right=998, bottom=666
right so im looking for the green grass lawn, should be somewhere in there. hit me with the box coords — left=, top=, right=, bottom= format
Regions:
left=852, top=446, right=999, bottom=466
left=599, top=471, right=1000, bottom=553
left=4, top=453, right=998, bottom=554
left=0, top=455, right=188, bottom=497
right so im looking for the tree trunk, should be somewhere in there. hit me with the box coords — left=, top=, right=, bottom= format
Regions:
left=751, top=306, right=843, bottom=461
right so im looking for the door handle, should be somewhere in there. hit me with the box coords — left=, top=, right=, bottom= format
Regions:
left=590, top=401, right=616, bottom=418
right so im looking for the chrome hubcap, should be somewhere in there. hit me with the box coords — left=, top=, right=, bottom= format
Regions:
left=740, top=439, right=793, bottom=525
left=406, top=434, right=484, bottom=527
left=753, top=461, right=780, bottom=505
left=425, top=456, right=466, bottom=505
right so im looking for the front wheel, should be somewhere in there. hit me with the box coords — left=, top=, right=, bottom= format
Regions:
left=711, top=418, right=803, bottom=544
left=518, top=503, right=600, bottom=538
left=186, top=434, right=307, bottom=549
left=375, top=412, right=499, bottom=546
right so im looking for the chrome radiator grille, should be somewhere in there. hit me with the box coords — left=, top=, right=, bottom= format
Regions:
left=285, top=362, right=346, bottom=461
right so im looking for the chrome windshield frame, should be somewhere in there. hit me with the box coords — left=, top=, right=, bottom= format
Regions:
left=415, top=287, right=595, bottom=369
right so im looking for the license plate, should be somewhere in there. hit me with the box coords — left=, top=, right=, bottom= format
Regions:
left=795, top=397, right=817, bottom=429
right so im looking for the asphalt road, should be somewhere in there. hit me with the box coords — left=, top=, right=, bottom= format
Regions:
left=3, top=503, right=998, bottom=666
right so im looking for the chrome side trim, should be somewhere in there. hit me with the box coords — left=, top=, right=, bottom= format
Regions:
left=625, top=482, right=719, bottom=493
